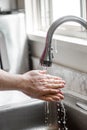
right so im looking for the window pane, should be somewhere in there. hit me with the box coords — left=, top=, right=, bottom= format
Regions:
left=52, top=0, right=80, bottom=22
left=40, top=0, right=51, bottom=30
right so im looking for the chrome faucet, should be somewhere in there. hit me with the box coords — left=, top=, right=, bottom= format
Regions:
left=40, top=15, right=87, bottom=67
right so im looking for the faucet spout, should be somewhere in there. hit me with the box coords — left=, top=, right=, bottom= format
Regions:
left=40, top=15, right=87, bottom=67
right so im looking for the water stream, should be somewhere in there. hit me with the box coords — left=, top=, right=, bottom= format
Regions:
left=44, top=101, right=68, bottom=130
left=37, top=65, right=68, bottom=130
left=57, top=101, right=68, bottom=130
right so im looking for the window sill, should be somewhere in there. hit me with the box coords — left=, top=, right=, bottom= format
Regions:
left=28, top=31, right=87, bottom=53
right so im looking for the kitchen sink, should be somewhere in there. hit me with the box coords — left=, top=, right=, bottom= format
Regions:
left=63, top=93, right=87, bottom=130
left=0, top=94, right=86, bottom=130
left=0, top=99, right=46, bottom=130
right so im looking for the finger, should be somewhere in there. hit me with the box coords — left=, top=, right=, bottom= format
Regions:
left=45, top=83, right=65, bottom=89
left=57, top=93, right=64, bottom=99
left=40, top=79, right=65, bottom=84
left=46, top=74, right=62, bottom=80
left=42, top=88, right=60, bottom=95
left=40, top=90, right=64, bottom=101
left=39, top=70, right=47, bottom=74
left=40, top=96, right=54, bottom=101
left=39, top=93, right=63, bottom=101
left=49, top=79, right=65, bottom=84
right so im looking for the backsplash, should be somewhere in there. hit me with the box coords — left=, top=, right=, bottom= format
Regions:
left=33, top=57, right=87, bottom=98
left=48, top=63, right=87, bottom=96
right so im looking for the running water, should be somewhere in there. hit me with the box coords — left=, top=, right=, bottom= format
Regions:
left=57, top=101, right=68, bottom=130
left=44, top=101, right=68, bottom=130
left=37, top=64, right=68, bottom=130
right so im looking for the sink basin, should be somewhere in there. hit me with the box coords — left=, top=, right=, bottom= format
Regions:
left=0, top=99, right=46, bottom=130
left=63, top=93, right=87, bottom=130
left=0, top=94, right=86, bottom=130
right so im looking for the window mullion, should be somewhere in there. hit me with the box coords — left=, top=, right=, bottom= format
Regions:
left=86, top=0, right=87, bottom=20
left=45, top=0, right=52, bottom=27
left=32, top=0, right=41, bottom=31
left=40, top=0, right=46, bottom=30
left=36, top=0, right=41, bottom=31
left=80, top=0, right=87, bottom=20
left=40, top=0, right=52, bottom=30
left=25, top=0, right=33, bottom=33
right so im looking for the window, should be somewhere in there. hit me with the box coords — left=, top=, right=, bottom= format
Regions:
left=52, top=0, right=80, bottom=21
left=25, top=0, right=87, bottom=38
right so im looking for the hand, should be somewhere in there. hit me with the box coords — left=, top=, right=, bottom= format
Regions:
left=19, top=70, right=65, bottom=101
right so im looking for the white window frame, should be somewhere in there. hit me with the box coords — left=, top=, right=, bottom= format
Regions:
left=25, top=0, right=87, bottom=38
left=25, top=0, right=52, bottom=32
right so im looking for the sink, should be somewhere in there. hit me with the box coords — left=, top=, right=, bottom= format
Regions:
left=0, top=99, right=46, bottom=130
left=0, top=94, right=86, bottom=130
left=63, top=93, right=87, bottom=130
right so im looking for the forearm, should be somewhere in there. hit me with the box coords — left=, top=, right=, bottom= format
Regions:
left=0, top=69, right=22, bottom=91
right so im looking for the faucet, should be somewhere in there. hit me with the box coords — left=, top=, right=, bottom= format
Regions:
left=40, top=15, right=87, bottom=67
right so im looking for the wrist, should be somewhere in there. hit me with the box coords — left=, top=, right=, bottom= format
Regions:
left=14, top=74, right=24, bottom=91
left=16, top=72, right=32, bottom=95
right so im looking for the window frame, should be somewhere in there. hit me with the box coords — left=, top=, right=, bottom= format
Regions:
left=25, top=0, right=87, bottom=39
